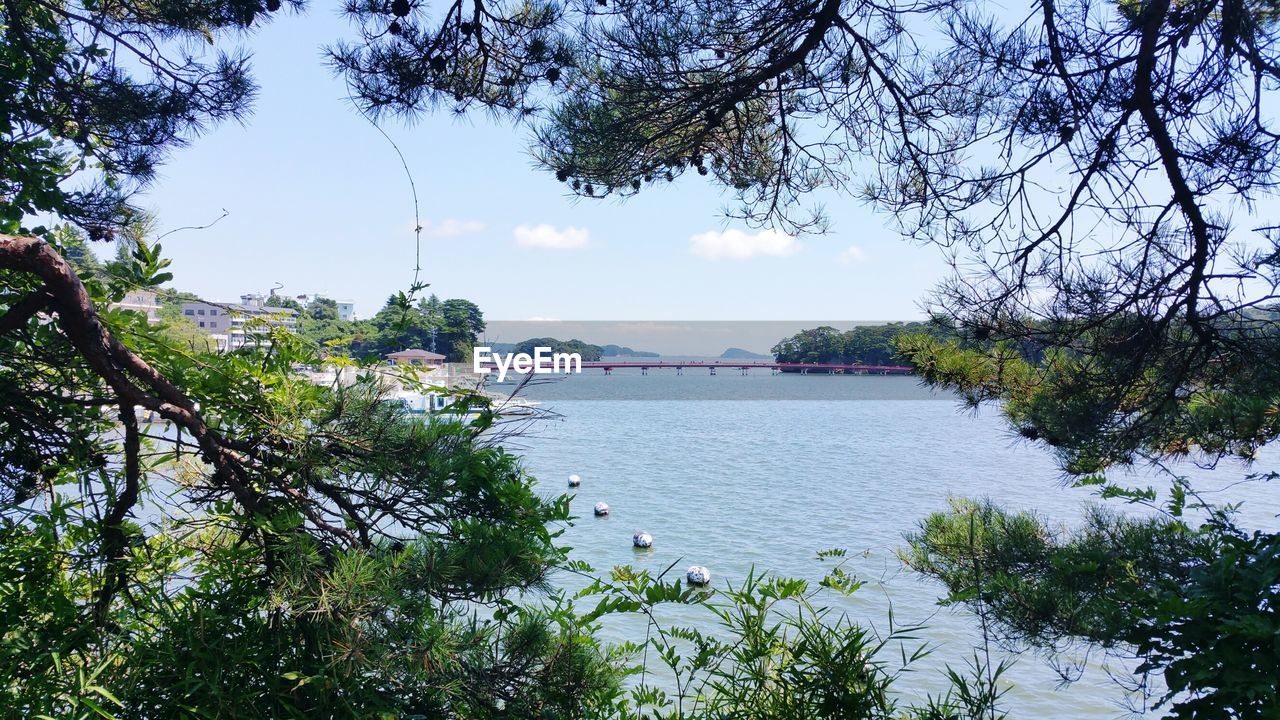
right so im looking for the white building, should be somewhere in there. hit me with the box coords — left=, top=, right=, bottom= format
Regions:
left=294, top=294, right=355, bottom=321
left=181, top=293, right=296, bottom=350
left=111, top=290, right=160, bottom=324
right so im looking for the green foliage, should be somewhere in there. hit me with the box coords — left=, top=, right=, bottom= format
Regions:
left=8, top=0, right=1278, bottom=716
left=48, top=226, right=104, bottom=279
left=267, top=294, right=303, bottom=312
left=104, top=239, right=173, bottom=295
left=306, top=296, right=340, bottom=321
left=1, top=510, right=624, bottom=719
left=0, top=0, right=274, bottom=239
left=0, top=240, right=617, bottom=718
left=904, top=498, right=1202, bottom=650
left=772, top=321, right=960, bottom=366
left=0, top=508, right=122, bottom=720
left=437, top=298, right=486, bottom=362
left=513, top=337, right=604, bottom=361
left=570, top=562, right=1009, bottom=720
left=1139, top=528, right=1280, bottom=718
left=904, top=497, right=1280, bottom=718
left=897, top=316, right=1280, bottom=717
left=897, top=325, right=1280, bottom=475
left=601, top=345, right=658, bottom=358
left=290, top=293, right=487, bottom=363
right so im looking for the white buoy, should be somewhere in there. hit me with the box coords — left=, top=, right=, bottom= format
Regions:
left=593, top=502, right=610, bottom=516
left=568, top=474, right=581, bottom=488
left=632, top=531, right=653, bottom=548
left=686, top=565, right=711, bottom=586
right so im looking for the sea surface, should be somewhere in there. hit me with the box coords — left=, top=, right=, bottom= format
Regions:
left=495, top=367, right=1280, bottom=719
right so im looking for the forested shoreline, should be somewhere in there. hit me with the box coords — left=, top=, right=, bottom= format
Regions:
left=771, top=322, right=957, bottom=366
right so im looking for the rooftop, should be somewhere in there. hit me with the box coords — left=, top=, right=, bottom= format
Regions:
left=386, top=349, right=446, bottom=359
left=234, top=304, right=297, bottom=316
left=183, top=300, right=296, bottom=316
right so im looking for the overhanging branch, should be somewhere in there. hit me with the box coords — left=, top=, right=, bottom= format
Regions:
left=0, top=234, right=263, bottom=515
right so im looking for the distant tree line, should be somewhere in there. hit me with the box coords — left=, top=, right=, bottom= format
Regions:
left=602, top=344, right=659, bottom=358
left=511, top=337, right=604, bottom=361
left=502, top=339, right=661, bottom=361
left=771, top=322, right=960, bottom=366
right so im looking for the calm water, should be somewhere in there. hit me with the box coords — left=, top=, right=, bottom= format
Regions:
left=499, top=369, right=1280, bottom=718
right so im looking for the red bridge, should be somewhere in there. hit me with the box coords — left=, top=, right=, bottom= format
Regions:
left=576, top=361, right=912, bottom=375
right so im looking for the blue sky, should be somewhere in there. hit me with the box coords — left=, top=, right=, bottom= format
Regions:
left=133, top=7, right=949, bottom=321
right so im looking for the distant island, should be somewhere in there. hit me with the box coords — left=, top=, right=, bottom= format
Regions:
left=720, top=347, right=772, bottom=360
left=771, top=321, right=959, bottom=366
left=601, top=344, right=659, bottom=358
left=506, top=338, right=658, bottom=361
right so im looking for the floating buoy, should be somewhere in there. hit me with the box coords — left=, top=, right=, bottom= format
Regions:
left=593, top=502, right=609, bottom=516
left=632, top=531, right=653, bottom=548
left=686, top=565, right=711, bottom=586
left=568, top=473, right=581, bottom=488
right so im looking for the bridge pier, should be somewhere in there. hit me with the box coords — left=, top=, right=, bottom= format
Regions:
left=709, top=367, right=716, bottom=375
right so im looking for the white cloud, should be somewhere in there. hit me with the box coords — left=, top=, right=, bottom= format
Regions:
left=688, top=228, right=801, bottom=261
left=837, top=244, right=867, bottom=264
left=513, top=224, right=590, bottom=250
left=421, top=218, right=485, bottom=238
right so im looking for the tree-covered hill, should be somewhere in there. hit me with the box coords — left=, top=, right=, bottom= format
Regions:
left=720, top=347, right=769, bottom=359
left=771, top=322, right=958, bottom=366
left=601, top=344, right=659, bottom=358
left=511, top=337, right=604, bottom=361
left=294, top=293, right=484, bottom=362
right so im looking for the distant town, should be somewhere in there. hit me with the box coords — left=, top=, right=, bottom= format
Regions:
left=113, top=289, right=354, bottom=352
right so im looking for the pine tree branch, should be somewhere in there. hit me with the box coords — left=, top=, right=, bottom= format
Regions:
left=0, top=234, right=263, bottom=516
left=0, top=288, right=52, bottom=335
